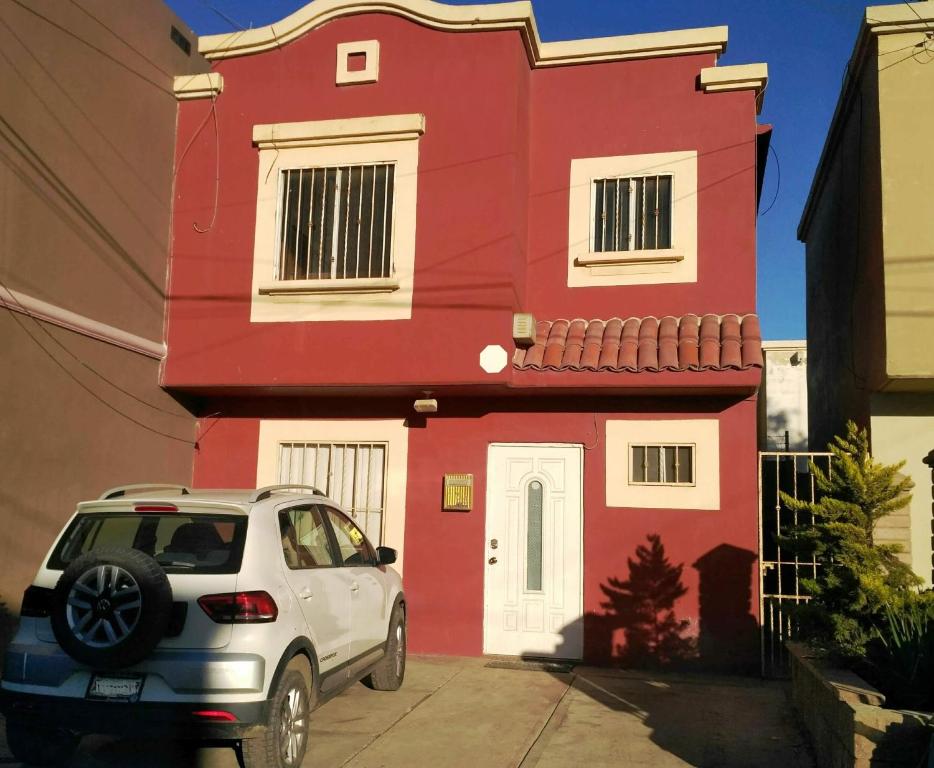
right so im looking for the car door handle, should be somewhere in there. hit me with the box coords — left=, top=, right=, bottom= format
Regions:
left=298, top=589, right=314, bottom=600
left=350, top=582, right=360, bottom=593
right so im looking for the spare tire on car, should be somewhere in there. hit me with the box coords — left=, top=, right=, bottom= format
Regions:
left=50, top=547, right=173, bottom=670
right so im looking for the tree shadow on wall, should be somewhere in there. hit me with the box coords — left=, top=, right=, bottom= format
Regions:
left=0, top=595, right=16, bottom=675
left=596, top=534, right=697, bottom=668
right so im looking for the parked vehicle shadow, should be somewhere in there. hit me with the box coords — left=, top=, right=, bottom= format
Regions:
left=0, top=595, right=16, bottom=676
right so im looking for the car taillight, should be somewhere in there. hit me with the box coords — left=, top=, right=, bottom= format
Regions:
left=20, top=585, right=53, bottom=618
left=197, top=591, right=278, bottom=624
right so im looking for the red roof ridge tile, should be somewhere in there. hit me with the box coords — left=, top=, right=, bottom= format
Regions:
left=514, top=312, right=763, bottom=373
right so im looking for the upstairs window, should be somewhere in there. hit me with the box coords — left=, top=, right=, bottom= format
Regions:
left=630, top=444, right=694, bottom=485
left=277, top=164, right=395, bottom=282
left=592, top=175, right=672, bottom=253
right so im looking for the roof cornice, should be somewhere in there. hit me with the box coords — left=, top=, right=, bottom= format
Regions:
left=798, top=1, right=934, bottom=240
left=198, top=0, right=728, bottom=66
left=699, top=63, right=768, bottom=114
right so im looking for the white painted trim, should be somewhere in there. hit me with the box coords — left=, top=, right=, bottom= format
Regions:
left=568, top=151, right=698, bottom=288
left=198, top=0, right=728, bottom=66
left=336, top=40, right=380, bottom=85
left=258, top=277, right=400, bottom=295
left=0, top=285, right=165, bottom=359
left=250, top=120, right=421, bottom=323
left=606, top=420, right=720, bottom=510
left=253, top=114, right=425, bottom=149
left=699, top=63, right=768, bottom=114
left=173, top=73, right=224, bottom=100
left=256, top=419, right=409, bottom=575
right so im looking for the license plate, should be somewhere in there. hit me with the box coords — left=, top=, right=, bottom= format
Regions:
left=87, top=675, right=144, bottom=701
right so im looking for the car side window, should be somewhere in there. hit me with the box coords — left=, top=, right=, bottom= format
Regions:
left=278, top=506, right=336, bottom=569
left=322, top=507, right=376, bottom=567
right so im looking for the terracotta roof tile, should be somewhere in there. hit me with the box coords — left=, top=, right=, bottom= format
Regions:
left=514, top=314, right=763, bottom=372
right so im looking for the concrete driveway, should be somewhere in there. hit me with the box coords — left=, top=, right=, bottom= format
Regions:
left=0, top=656, right=813, bottom=767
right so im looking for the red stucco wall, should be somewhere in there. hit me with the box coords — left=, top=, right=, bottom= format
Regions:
left=192, top=396, right=760, bottom=671
left=166, top=12, right=759, bottom=392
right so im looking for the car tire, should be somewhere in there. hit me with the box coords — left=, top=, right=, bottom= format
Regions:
left=50, top=547, right=173, bottom=670
left=362, top=603, right=406, bottom=691
left=5, top=718, right=79, bottom=766
left=240, top=656, right=314, bottom=768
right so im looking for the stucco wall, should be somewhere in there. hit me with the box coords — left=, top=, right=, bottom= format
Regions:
left=803, top=38, right=885, bottom=449
left=192, top=396, right=761, bottom=672
left=0, top=0, right=202, bottom=613
left=870, top=393, right=934, bottom=586
left=877, top=31, right=934, bottom=381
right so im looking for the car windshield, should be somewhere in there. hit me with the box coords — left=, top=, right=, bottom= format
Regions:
left=48, top=513, right=247, bottom=574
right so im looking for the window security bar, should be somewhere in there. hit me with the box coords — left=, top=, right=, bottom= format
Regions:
left=276, top=164, right=395, bottom=281
left=593, top=174, right=672, bottom=253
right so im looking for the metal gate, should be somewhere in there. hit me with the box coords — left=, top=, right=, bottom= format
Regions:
left=758, top=451, right=832, bottom=677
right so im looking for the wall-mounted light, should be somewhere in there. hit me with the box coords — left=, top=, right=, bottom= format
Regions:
left=414, top=399, right=438, bottom=413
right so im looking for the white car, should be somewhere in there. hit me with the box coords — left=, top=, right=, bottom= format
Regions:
left=0, top=484, right=406, bottom=768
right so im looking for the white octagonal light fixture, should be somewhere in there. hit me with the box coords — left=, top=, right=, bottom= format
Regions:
left=480, top=344, right=508, bottom=374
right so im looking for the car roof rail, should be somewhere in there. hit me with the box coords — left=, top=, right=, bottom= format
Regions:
left=249, top=484, right=325, bottom=503
left=100, top=483, right=192, bottom=500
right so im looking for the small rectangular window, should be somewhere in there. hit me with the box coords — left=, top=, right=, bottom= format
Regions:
left=276, top=164, right=395, bottom=281
left=629, top=444, right=694, bottom=485
left=593, top=174, right=672, bottom=253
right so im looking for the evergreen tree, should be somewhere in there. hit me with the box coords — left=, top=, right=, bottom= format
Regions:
left=779, top=421, right=920, bottom=658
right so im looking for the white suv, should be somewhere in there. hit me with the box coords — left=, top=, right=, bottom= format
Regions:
left=0, top=484, right=406, bottom=768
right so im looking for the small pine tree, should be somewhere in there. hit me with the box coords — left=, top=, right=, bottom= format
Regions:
left=779, top=421, right=921, bottom=659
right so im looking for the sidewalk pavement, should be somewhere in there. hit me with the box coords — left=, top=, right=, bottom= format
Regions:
left=0, top=655, right=813, bottom=767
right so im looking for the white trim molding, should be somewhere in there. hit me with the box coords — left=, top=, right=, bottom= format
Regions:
left=0, top=285, right=165, bottom=359
left=252, top=114, right=425, bottom=149
left=606, top=419, right=720, bottom=510
left=198, top=0, right=728, bottom=67
left=256, top=419, right=409, bottom=575
left=699, top=63, right=768, bottom=114
left=173, top=73, right=224, bottom=100
left=567, top=150, right=698, bottom=288
left=250, top=114, right=423, bottom=323
left=336, top=39, right=380, bottom=85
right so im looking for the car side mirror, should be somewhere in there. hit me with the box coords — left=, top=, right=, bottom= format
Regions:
left=377, top=546, right=397, bottom=566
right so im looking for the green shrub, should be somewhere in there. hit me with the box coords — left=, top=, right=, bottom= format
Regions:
left=778, top=421, right=921, bottom=660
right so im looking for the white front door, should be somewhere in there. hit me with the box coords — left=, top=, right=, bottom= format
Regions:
left=483, top=444, right=583, bottom=659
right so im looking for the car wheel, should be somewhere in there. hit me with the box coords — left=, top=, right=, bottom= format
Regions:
left=5, top=718, right=79, bottom=766
left=241, top=657, right=314, bottom=768
left=363, top=603, right=406, bottom=691
left=50, top=547, right=173, bottom=670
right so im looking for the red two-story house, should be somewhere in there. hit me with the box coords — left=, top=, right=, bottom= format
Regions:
left=167, top=0, right=769, bottom=672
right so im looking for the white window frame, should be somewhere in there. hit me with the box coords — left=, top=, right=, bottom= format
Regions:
left=256, top=419, right=409, bottom=574
left=606, top=419, right=719, bottom=510
left=250, top=114, right=424, bottom=322
left=567, top=151, right=697, bottom=288
left=628, top=443, right=696, bottom=487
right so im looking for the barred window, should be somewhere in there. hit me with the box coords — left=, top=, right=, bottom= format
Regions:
left=593, top=175, right=672, bottom=252
left=278, top=442, right=386, bottom=545
left=630, top=444, right=694, bottom=485
left=276, top=164, right=395, bottom=281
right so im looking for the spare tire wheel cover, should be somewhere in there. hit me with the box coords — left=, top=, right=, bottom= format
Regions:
left=51, top=547, right=173, bottom=669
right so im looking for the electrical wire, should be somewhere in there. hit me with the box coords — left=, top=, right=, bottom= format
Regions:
left=0, top=280, right=192, bottom=419
left=759, top=144, right=781, bottom=217
left=193, top=94, right=221, bottom=233
left=0, top=289, right=195, bottom=445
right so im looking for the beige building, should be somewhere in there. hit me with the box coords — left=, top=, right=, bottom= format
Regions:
left=799, top=1, right=934, bottom=584
left=0, top=1, right=206, bottom=618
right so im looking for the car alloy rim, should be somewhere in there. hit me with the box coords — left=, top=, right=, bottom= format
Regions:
left=279, top=686, right=307, bottom=765
left=395, top=622, right=405, bottom=677
left=65, top=565, right=142, bottom=648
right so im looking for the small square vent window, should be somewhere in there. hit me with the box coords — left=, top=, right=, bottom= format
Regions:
left=336, top=40, right=379, bottom=85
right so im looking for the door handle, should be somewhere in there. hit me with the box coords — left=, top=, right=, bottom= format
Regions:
left=299, top=588, right=314, bottom=600
left=350, top=582, right=360, bottom=593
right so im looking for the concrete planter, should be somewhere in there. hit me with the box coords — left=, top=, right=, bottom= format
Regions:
left=787, top=642, right=932, bottom=767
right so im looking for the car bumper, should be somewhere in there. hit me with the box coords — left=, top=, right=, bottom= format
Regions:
left=0, top=689, right=268, bottom=739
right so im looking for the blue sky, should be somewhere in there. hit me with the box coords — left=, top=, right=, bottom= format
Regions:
left=166, top=0, right=887, bottom=340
